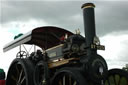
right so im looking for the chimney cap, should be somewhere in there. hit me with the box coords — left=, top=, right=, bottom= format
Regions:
left=81, top=3, right=95, bottom=9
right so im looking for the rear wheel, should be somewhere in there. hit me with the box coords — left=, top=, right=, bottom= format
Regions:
left=105, top=69, right=128, bottom=85
left=6, top=58, right=35, bottom=85
left=52, top=67, right=87, bottom=85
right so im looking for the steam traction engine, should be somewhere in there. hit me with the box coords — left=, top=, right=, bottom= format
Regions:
left=3, top=3, right=128, bottom=85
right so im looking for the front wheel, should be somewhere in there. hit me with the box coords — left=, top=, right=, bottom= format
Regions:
left=51, top=67, right=88, bottom=85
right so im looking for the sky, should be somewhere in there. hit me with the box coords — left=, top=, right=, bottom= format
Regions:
left=0, top=0, right=128, bottom=73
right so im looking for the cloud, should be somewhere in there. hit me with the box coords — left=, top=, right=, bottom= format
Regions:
left=1, top=1, right=84, bottom=31
left=98, top=30, right=128, bottom=69
left=95, top=1, right=128, bottom=36
left=1, top=1, right=128, bottom=36
left=0, top=26, right=15, bottom=73
left=1, top=19, right=51, bottom=35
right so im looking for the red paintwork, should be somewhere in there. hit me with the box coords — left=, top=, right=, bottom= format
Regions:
left=0, top=80, right=5, bottom=85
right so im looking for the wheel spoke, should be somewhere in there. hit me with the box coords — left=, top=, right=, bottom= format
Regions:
left=115, top=75, right=120, bottom=85
left=63, top=75, right=66, bottom=85
left=20, top=76, right=25, bottom=84
left=69, top=75, right=72, bottom=85
left=51, top=68, right=86, bottom=85
left=57, top=74, right=78, bottom=85
left=73, top=81, right=77, bottom=85
left=18, top=69, right=23, bottom=83
left=113, top=76, right=117, bottom=85
left=117, top=76, right=121, bottom=85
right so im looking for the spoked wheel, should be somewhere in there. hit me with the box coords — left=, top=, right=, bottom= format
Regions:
left=105, top=69, right=128, bottom=85
left=86, top=54, right=108, bottom=84
left=34, top=61, right=50, bottom=85
left=6, top=58, right=35, bottom=85
left=51, top=67, right=87, bottom=85
left=16, top=51, right=27, bottom=58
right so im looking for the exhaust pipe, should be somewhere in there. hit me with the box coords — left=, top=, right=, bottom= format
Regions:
left=81, top=3, right=97, bottom=55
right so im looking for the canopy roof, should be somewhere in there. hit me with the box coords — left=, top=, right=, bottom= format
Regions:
left=3, top=26, right=74, bottom=52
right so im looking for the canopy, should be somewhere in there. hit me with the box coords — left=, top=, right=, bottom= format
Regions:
left=3, top=26, right=74, bottom=52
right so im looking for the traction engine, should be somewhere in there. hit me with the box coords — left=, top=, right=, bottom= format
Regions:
left=3, top=3, right=128, bottom=85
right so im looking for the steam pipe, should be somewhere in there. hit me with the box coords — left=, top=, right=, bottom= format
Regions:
left=81, top=3, right=97, bottom=55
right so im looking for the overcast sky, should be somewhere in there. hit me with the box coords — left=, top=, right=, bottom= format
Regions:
left=0, top=0, right=128, bottom=73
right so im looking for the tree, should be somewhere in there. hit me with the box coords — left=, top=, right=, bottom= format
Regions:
left=122, top=64, right=128, bottom=72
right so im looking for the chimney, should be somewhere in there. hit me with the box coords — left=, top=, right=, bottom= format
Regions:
left=81, top=3, right=97, bottom=55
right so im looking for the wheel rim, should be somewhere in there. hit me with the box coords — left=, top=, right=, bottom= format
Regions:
left=34, top=63, right=45, bottom=85
left=105, top=69, right=128, bottom=85
left=38, top=66, right=44, bottom=85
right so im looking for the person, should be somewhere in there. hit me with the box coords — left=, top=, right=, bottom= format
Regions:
left=0, top=68, right=5, bottom=85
